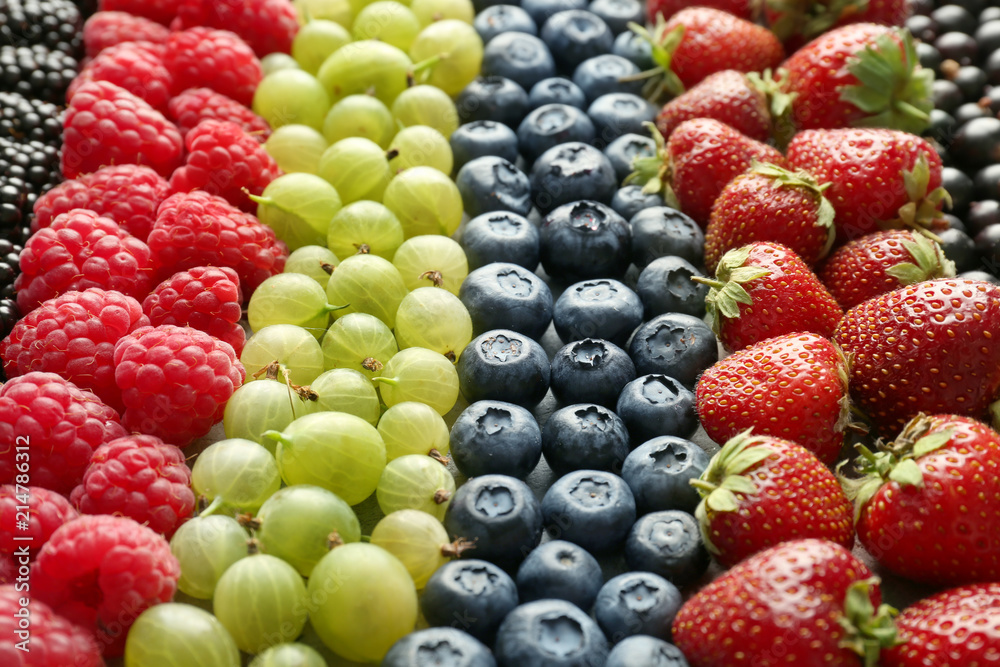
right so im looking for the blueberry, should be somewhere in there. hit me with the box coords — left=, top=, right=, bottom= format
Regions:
left=604, top=133, right=656, bottom=184
left=572, top=54, right=643, bottom=103
left=629, top=206, right=704, bottom=270
left=627, top=314, right=718, bottom=387
left=421, top=559, right=519, bottom=645
left=451, top=121, right=520, bottom=173
left=937, top=227, right=977, bottom=273
left=460, top=263, right=553, bottom=339
left=593, top=571, right=682, bottom=642
left=552, top=278, right=644, bottom=347
left=520, top=0, right=588, bottom=27
left=635, top=256, right=708, bottom=318
left=622, top=436, right=710, bottom=515
left=549, top=338, right=636, bottom=408
left=495, top=602, right=609, bottom=667
left=541, top=469, right=636, bottom=554
left=625, top=510, right=709, bottom=586
left=457, top=329, right=552, bottom=408
left=481, top=32, right=558, bottom=93
left=589, top=0, right=644, bottom=35
left=515, top=540, right=603, bottom=610
left=612, top=30, right=655, bottom=70
left=383, top=627, right=498, bottom=667
left=530, top=142, right=618, bottom=215
left=457, top=76, right=531, bottom=128
left=451, top=400, right=543, bottom=479
left=588, top=93, right=657, bottom=147
left=461, top=212, right=540, bottom=271
left=444, top=474, right=544, bottom=570
left=528, top=77, right=588, bottom=110
left=517, top=103, right=597, bottom=164
left=474, top=5, right=538, bottom=44
left=615, top=374, right=699, bottom=442
left=605, top=635, right=689, bottom=667
left=541, top=403, right=630, bottom=475
left=611, top=185, right=665, bottom=220
left=457, top=156, right=533, bottom=217
left=540, top=10, right=615, bottom=75
left=539, top=200, right=630, bottom=281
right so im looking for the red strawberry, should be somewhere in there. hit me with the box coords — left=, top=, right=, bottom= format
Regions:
left=833, top=279, right=1000, bottom=435
left=704, top=162, right=835, bottom=273
left=647, top=0, right=753, bottom=23
left=697, top=241, right=843, bottom=352
left=696, top=332, right=851, bottom=465
left=672, top=539, right=898, bottom=666
left=842, top=413, right=1000, bottom=587
left=819, top=230, right=956, bottom=310
left=766, top=0, right=910, bottom=52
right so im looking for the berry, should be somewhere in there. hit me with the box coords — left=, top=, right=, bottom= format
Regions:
left=0, top=136, right=61, bottom=234
left=97, top=0, right=179, bottom=25
left=0, top=485, right=78, bottom=560
left=0, top=584, right=103, bottom=667
left=0, top=44, right=78, bottom=105
left=113, top=324, right=246, bottom=447
left=82, top=10, right=170, bottom=58
left=655, top=69, right=777, bottom=144
left=166, top=87, right=271, bottom=142
left=163, top=27, right=263, bottom=107
left=0, top=0, right=84, bottom=56
left=0, top=299, right=19, bottom=342
left=0, top=372, right=127, bottom=495
left=647, top=0, right=751, bottom=22
left=0, top=238, right=22, bottom=299
left=67, top=40, right=172, bottom=112
left=0, top=91, right=63, bottom=145
left=766, top=0, right=909, bottom=51
left=173, top=0, right=300, bottom=58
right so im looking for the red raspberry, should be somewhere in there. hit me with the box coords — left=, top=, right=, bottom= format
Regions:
left=61, top=80, right=184, bottom=180
left=0, top=486, right=79, bottom=560
left=84, top=11, right=171, bottom=59
left=114, top=324, right=246, bottom=447
left=97, top=0, right=179, bottom=26
left=164, top=27, right=263, bottom=107
left=70, top=435, right=195, bottom=538
left=166, top=87, right=270, bottom=142
left=0, top=555, right=13, bottom=583
left=148, top=191, right=287, bottom=296
left=173, top=0, right=300, bottom=57
left=0, top=373, right=128, bottom=495
left=169, top=120, right=281, bottom=211
left=32, top=514, right=180, bottom=657
left=31, top=164, right=172, bottom=241
left=0, top=289, right=151, bottom=413
left=0, top=585, right=104, bottom=667
left=68, top=41, right=173, bottom=112
left=143, top=266, right=246, bottom=355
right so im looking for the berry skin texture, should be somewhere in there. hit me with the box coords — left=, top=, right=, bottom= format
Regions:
left=83, top=11, right=171, bottom=59
left=113, top=324, right=246, bottom=448
left=0, top=584, right=104, bottom=667
left=98, top=0, right=181, bottom=25
left=0, top=288, right=151, bottom=414
left=647, top=0, right=752, bottom=22
left=67, top=41, right=173, bottom=112
left=60, top=80, right=184, bottom=180
left=173, top=0, right=300, bottom=58
left=71, top=434, right=195, bottom=538
left=163, top=27, right=263, bottom=107
left=32, top=514, right=181, bottom=657
left=143, top=266, right=245, bottom=356
left=166, top=87, right=271, bottom=142
left=656, top=70, right=773, bottom=144
left=0, top=485, right=79, bottom=560
left=14, top=209, right=154, bottom=314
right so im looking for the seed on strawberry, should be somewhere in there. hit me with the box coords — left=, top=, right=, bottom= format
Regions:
left=766, top=0, right=910, bottom=52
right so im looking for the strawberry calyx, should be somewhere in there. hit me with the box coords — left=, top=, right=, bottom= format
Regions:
left=752, top=161, right=837, bottom=256
left=746, top=69, right=797, bottom=149
left=626, top=17, right=686, bottom=100
left=767, top=0, right=870, bottom=44
left=625, top=122, right=680, bottom=209
left=884, top=231, right=957, bottom=286
left=693, top=245, right=771, bottom=336
left=837, top=577, right=902, bottom=665
left=881, top=154, right=953, bottom=233
left=833, top=344, right=856, bottom=435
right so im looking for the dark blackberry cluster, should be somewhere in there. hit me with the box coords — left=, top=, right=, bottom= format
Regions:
left=0, top=92, right=63, bottom=145
left=0, top=44, right=79, bottom=105
left=0, top=237, right=22, bottom=340
left=0, top=137, right=61, bottom=242
left=0, top=0, right=84, bottom=58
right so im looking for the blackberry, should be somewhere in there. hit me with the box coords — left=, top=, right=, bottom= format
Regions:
left=0, top=92, right=63, bottom=145
left=0, top=137, right=61, bottom=239
left=0, top=180, right=29, bottom=243
left=0, top=0, right=83, bottom=58
left=0, top=238, right=23, bottom=300
left=0, top=44, right=79, bottom=105
left=0, top=298, right=20, bottom=350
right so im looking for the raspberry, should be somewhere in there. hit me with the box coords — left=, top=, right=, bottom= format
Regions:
left=114, top=324, right=246, bottom=447
left=173, top=0, right=300, bottom=57
left=0, top=372, right=127, bottom=495
left=32, top=514, right=180, bottom=656
left=0, top=554, right=13, bottom=583
left=164, top=27, right=262, bottom=107
left=0, top=288, right=150, bottom=413
left=31, top=164, right=172, bottom=241
left=14, top=209, right=154, bottom=314
left=148, top=191, right=287, bottom=296
left=143, top=266, right=246, bottom=355
left=169, top=120, right=281, bottom=211
left=70, top=434, right=195, bottom=537
left=0, top=585, right=104, bottom=667
left=97, top=0, right=179, bottom=25
left=0, top=485, right=79, bottom=560
left=61, top=80, right=183, bottom=180
left=67, top=41, right=172, bottom=112
left=166, top=87, right=270, bottom=142
left=83, top=10, right=171, bottom=59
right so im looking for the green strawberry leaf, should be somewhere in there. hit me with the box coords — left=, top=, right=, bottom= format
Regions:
left=693, top=498, right=720, bottom=555
left=992, top=398, right=1000, bottom=433
left=886, top=233, right=956, bottom=284
left=838, top=577, right=901, bottom=665
left=886, top=458, right=923, bottom=487
left=881, top=155, right=953, bottom=232
left=912, top=429, right=953, bottom=458
left=700, top=247, right=771, bottom=335
left=884, top=261, right=926, bottom=284
left=627, top=19, right=686, bottom=100
left=705, top=487, right=739, bottom=513
left=746, top=69, right=797, bottom=149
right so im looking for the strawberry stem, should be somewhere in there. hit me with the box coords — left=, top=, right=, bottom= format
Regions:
left=837, top=577, right=901, bottom=665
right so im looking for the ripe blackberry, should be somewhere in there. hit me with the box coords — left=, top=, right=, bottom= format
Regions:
left=0, top=179, right=30, bottom=244
left=0, top=239, right=23, bottom=300
left=0, top=0, right=83, bottom=58
left=0, top=298, right=18, bottom=343
left=0, top=44, right=79, bottom=105
left=0, top=136, right=61, bottom=199
left=0, top=92, right=62, bottom=145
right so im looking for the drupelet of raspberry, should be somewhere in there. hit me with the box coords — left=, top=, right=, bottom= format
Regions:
left=172, top=0, right=300, bottom=58
left=32, top=514, right=180, bottom=657
left=0, top=585, right=104, bottom=667
left=31, top=164, right=171, bottom=241
left=163, top=27, right=262, bottom=107
left=0, top=372, right=127, bottom=495
left=148, top=191, right=287, bottom=296
left=166, top=87, right=270, bottom=142
left=98, top=0, right=180, bottom=26
left=14, top=209, right=155, bottom=314
left=0, top=485, right=79, bottom=562
left=61, top=80, right=183, bottom=180
left=84, top=11, right=171, bottom=59
left=169, top=119, right=282, bottom=212
left=70, top=434, right=195, bottom=538
left=143, top=266, right=246, bottom=356
left=114, top=324, right=246, bottom=447
left=68, top=41, right=172, bottom=112
left=0, top=289, right=150, bottom=413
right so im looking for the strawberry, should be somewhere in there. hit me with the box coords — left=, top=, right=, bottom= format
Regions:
left=786, top=128, right=949, bottom=244
left=696, top=332, right=851, bottom=466
left=881, top=582, right=1000, bottom=666
left=704, top=162, right=835, bottom=273
left=672, top=539, right=898, bottom=666
left=841, top=413, right=1000, bottom=587
left=819, top=230, right=956, bottom=310
left=780, top=24, right=932, bottom=134
left=647, top=0, right=753, bottom=23
left=691, top=430, right=855, bottom=567
left=766, top=0, right=910, bottom=52
left=833, top=279, right=1000, bottom=436
left=697, top=241, right=843, bottom=352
